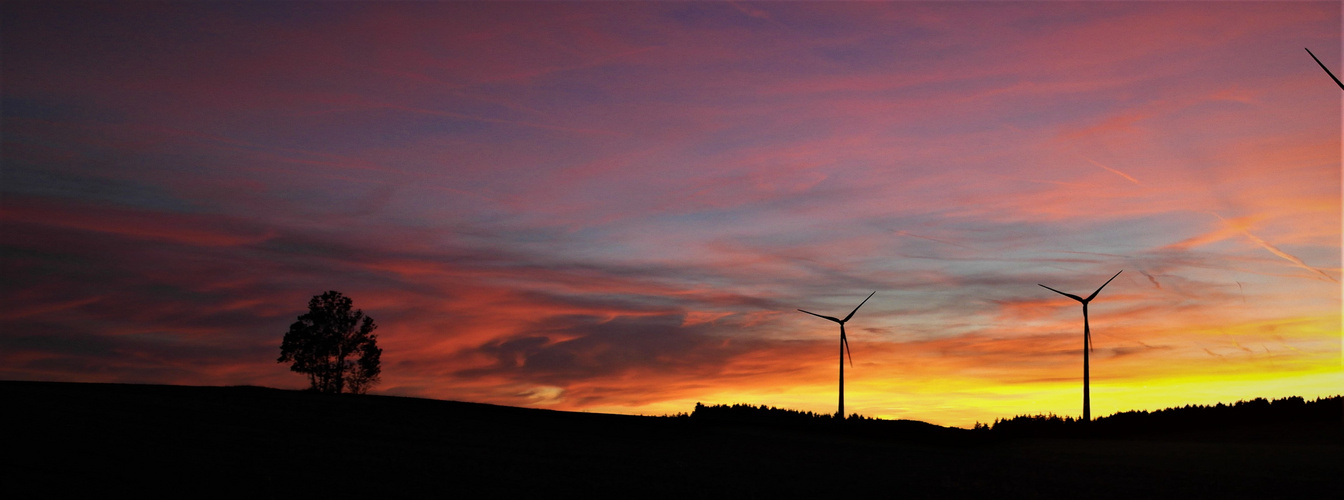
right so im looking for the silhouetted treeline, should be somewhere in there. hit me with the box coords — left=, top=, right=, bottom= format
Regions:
left=985, top=395, right=1342, bottom=438
left=687, top=402, right=969, bottom=444
left=979, top=412, right=1080, bottom=437
left=688, top=396, right=1341, bottom=440
left=691, top=402, right=874, bottom=423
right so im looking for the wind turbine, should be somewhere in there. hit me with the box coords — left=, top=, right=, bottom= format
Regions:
left=798, top=291, right=875, bottom=419
left=1039, top=271, right=1122, bottom=423
left=1305, top=47, right=1344, bottom=91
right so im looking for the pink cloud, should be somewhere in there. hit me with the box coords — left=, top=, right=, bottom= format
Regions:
left=2, top=197, right=275, bottom=247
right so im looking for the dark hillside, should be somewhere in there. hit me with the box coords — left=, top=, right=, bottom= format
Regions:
left=3, top=381, right=1339, bottom=498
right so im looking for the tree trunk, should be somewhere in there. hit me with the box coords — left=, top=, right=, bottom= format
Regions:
left=329, top=354, right=341, bottom=392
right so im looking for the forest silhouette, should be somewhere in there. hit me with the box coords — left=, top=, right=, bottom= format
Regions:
left=688, top=395, right=1342, bottom=439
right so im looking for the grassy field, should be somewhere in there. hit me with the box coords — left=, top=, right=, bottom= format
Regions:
left=3, top=381, right=1339, bottom=498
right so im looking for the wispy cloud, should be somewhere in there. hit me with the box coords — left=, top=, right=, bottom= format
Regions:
left=2, top=1, right=1339, bottom=426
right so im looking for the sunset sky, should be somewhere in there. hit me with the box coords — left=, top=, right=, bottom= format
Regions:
left=2, top=1, right=1340, bottom=428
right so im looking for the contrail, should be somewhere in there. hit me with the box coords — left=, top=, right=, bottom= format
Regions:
left=1084, top=156, right=1141, bottom=185
left=893, top=230, right=978, bottom=251
left=1238, top=227, right=1337, bottom=283
left=1138, top=270, right=1162, bottom=289
left=380, top=102, right=625, bottom=137
left=1211, top=213, right=1338, bottom=283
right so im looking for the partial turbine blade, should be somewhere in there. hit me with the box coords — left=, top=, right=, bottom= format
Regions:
left=842, top=331, right=853, bottom=368
left=1039, top=284, right=1085, bottom=303
left=1306, top=47, right=1344, bottom=91
left=1087, top=330, right=1093, bottom=353
left=841, top=291, right=876, bottom=323
left=1085, top=270, right=1123, bottom=302
left=798, top=309, right=842, bottom=323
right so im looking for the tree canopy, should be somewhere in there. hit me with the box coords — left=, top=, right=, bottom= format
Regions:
left=277, top=291, right=382, bottom=394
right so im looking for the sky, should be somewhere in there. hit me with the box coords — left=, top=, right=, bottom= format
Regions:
left=2, top=1, right=1340, bottom=428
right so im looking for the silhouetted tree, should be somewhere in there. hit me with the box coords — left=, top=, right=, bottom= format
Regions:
left=278, top=291, right=382, bottom=394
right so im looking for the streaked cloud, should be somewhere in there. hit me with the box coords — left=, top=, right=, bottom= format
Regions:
left=2, top=1, right=1339, bottom=427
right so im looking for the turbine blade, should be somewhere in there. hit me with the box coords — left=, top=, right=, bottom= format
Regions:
left=1085, top=270, right=1123, bottom=302
left=1306, top=47, right=1344, bottom=91
left=842, top=331, right=853, bottom=368
left=797, top=309, right=842, bottom=323
left=841, top=291, right=876, bottom=323
left=1087, top=330, right=1093, bottom=353
left=1039, top=284, right=1085, bottom=303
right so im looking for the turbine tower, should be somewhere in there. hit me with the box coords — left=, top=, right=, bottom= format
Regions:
left=1039, top=271, right=1122, bottom=422
left=798, top=291, right=875, bottom=419
left=1305, top=47, right=1344, bottom=91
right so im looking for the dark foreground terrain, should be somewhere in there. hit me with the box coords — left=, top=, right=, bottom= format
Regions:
left=3, top=381, right=1339, bottom=498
